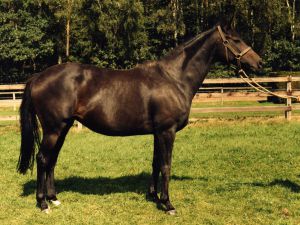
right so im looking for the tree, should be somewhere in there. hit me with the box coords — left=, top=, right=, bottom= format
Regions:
left=0, top=0, right=300, bottom=83
left=43, top=0, right=84, bottom=63
left=0, top=0, right=55, bottom=82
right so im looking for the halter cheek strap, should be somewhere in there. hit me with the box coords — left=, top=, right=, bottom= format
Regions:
left=217, top=26, right=252, bottom=68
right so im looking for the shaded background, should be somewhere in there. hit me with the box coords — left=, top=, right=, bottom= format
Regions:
left=0, top=0, right=299, bottom=83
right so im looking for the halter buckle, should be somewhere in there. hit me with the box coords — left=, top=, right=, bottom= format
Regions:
left=223, top=40, right=229, bottom=46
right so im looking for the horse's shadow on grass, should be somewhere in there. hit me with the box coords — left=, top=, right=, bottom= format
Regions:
left=22, top=173, right=300, bottom=200
left=226, top=179, right=300, bottom=193
left=253, top=179, right=300, bottom=193
left=22, top=172, right=194, bottom=197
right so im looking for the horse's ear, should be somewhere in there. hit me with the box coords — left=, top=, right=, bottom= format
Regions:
left=218, top=3, right=236, bottom=32
left=217, top=18, right=233, bottom=33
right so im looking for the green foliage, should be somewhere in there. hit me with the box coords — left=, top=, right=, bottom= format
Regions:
left=0, top=0, right=299, bottom=83
left=69, top=0, right=149, bottom=68
left=265, top=40, right=300, bottom=71
left=0, top=0, right=55, bottom=82
left=207, top=63, right=235, bottom=78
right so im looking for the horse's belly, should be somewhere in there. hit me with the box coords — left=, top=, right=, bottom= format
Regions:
left=78, top=109, right=153, bottom=136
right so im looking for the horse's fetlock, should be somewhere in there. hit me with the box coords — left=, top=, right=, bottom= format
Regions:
left=37, top=193, right=45, bottom=201
left=160, top=194, right=169, bottom=203
left=46, top=195, right=57, bottom=201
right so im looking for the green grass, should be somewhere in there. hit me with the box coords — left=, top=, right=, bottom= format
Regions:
left=1, top=119, right=300, bottom=224
left=190, top=101, right=300, bottom=120
left=0, top=106, right=18, bottom=116
left=191, top=101, right=281, bottom=108
left=1, top=101, right=300, bottom=119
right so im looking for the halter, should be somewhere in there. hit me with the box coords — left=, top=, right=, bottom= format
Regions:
left=217, top=26, right=252, bottom=69
left=217, top=26, right=300, bottom=101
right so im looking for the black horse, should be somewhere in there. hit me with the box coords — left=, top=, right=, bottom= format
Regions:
left=17, top=23, right=262, bottom=214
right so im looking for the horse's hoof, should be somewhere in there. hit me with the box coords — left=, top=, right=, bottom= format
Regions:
left=166, top=209, right=176, bottom=215
left=50, top=200, right=61, bottom=206
left=36, top=202, right=50, bottom=213
left=42, top=207, right=51, bottom=214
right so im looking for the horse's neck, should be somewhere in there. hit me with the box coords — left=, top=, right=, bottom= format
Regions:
left=159, top=29, right=217, bottom=101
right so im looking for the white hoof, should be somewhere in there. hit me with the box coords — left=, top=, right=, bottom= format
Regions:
left=42, top=208, right=51, bottom=214
left=50, top=200, right=61, bottom=206
left=166, top=209, right=176, bottom=215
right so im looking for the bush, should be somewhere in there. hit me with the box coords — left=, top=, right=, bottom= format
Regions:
left=265, top=40, right=300, bottom=71
left=207, top=63, right=236, bottom=78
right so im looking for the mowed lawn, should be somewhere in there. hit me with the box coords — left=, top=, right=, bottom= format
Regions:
left=1, top=119, right=300, bottom=224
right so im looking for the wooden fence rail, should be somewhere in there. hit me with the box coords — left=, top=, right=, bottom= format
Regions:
left=191, top=106, right=292, bottom=113
left=1, top=76, right=300, bottom=120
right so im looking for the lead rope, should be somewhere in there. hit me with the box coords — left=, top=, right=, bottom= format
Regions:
left=238, top=69, right=300, bottom=101
left=217, top=25, right=299, bottom=101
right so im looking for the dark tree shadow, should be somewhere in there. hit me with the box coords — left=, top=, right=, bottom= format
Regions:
left=22, top=172, right=195, bottom=197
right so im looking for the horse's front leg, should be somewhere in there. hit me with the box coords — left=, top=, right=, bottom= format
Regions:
left=46, top=167, right=61, bottom=206
left=148, top=135, right=160, bottom=203
left=156, top=127, right=176, bottom=215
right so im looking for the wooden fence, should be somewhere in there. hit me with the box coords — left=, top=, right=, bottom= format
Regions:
left=1, top=76, right=300, bottom=121
left=192, top=76, right=300, bottom=120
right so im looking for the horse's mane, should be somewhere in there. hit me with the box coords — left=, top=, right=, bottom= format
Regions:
left=162, top=27, right=216, bottom=61
left=138, top=27, right=216, bottom=68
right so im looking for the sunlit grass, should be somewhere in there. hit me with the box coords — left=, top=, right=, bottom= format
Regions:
left=0, top=106, right=18, bottom=116
left=1, top=119, right=300, bottom=224
left=192, top=100, right=280, bottom=108
left=2, top=101, right=300, bottom=120
left=190, top=101, right=300, bottom=120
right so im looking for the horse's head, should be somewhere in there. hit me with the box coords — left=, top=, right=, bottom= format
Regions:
left=214, top=23, right=263, bottom=72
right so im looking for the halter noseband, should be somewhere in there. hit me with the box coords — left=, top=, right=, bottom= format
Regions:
left=217, top=25, right=251, bottom=68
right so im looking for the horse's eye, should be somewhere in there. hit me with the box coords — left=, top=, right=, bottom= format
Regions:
left=233, top=39, right=241, bottom=43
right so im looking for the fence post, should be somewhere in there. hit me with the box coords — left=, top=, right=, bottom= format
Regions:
left=13, top=92, right=16, bottom=111
left=221, top=87, right=224, bottom=105
left=285, top=75, right=292, bottom=120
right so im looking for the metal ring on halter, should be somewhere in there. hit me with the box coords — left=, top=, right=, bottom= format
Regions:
left=223, top=40, right=229, bottom=45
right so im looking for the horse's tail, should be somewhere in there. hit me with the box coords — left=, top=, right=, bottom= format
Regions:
left=17, top=77, right=41, bottom=174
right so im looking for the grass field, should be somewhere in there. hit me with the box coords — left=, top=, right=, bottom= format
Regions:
left=190, top=101, right=300, bottom=120
left=1, top=118, right=300, bottom=224
left=0, top=107, right=18, bottom=116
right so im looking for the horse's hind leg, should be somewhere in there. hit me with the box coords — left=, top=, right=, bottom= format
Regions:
left=36, top=121, right=73, bottom=213
left=46, top=122, right=73, bottom=206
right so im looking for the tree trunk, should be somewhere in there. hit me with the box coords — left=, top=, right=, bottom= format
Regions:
left=66, top=0, right=72, bottom=58
left=203, top=0, right=208, bottom=28
left=286, top=0, right=296, bottom=42
left=292, top=0, right=296, bottom=41
left=195, top=0, right=200, bottom=33
left=171, top=0, right=178, bottom=45
left=249, top=1, right=255, bottom=46
left=66, top=17, right=70, bottom=57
